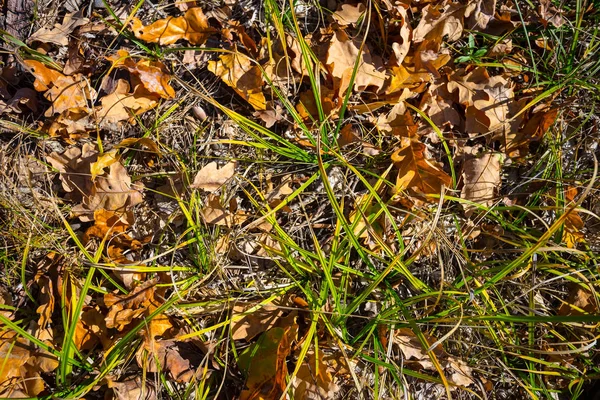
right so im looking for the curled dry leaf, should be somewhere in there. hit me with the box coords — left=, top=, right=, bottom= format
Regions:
left=74, top=306, right=108, bottom=351
left=191, top=161, right=237, bottom=192
left=107, top=50, right=176, bottom=99
left=27, top=11, right=88, bottom=46
left=461, top=151, right=502, bottom=214
left=131, top=7, right=216, bottom=45
left=392, top=137, right=452, bottom=200
left=23, top=59, right=96, bottom=116
left=0, top=88, right=39, bottom=115
left=208, top=51, right=267, bottom=110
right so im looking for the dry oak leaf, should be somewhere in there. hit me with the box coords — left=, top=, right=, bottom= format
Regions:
left=0, top=330, right=48, bottom=397
left=292, top=349, right=339, bottom=399
left=104, top=280, right=157, bottom=330
left=326, top=29, right=387, bottom=92
left=0, top=88, right=39, bottom=115
left=137, top=340, right=198, bottom=383
left=372, top=102, right=418, bottom=137
left=413, top=1, right=473, bottom=44
left=23, top=59, right=96, bottom=116
left=191, top=161, right=236, bottom=192
left=500, top=107, right=558, bottom=159
left=558, top=284, right=598, bottom=316
left=560, top=186, right=585, bottom=249
left=202, top=194, right=247, bottom=227
left=390, top=4, right=411, bottom=66
left=461, top=151, right=503, bottom=214
left=448, top=68, right=515, bottom=136
left=231, top=302, right=287, bottom=341
left=27, top=11, right=88, bottom=46
left=46, top=143, right=144, bottom=222
left=130, top=7, right=216, bottom=45
left=262, top=35, right=309, bottom=87
left=83, top=209, right=134, bottom=243
left=46, top=107, right=96, bottom=141
left=239, top=326, right=297, bottom=400
left=107, top=50, right=175, bottom=99
left=74, top=306, right=108, bottom=351
left=332, top=3, right=366, bottom=26
left=297, top=85, right=337, bottom=121
left=108, top=376, right=157, bottom=400
left=96, top=79, right=160, bottom=127
left=392, top=137, right=452, bottom=199
left=208, top=51, right=267, bottom=110
left=72, top=158, right=144, bottom=220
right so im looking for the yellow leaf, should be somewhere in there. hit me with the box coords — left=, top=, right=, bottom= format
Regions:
left=90, top=149, right=119, bottom=180
left=208, top=52, right=266, bottom=110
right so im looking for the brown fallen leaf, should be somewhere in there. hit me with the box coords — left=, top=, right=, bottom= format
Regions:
left=326, top=29, right=386, bottom=93
left=95, top=79, right=160, bottom=127
left=23, top=59, right=96, bottom=116
left=372, top=102, right=418, bottom=137
left=558, top=284, right=598, bottom=316
left=202, top=194, right=247, bottom=227
left=46, top=143, right=144, bottom=221
left=413, top=1, right=473, bottom=44
left=74, top=306, right=108, bottom=351
left=0, top=88, right=39, bottom=115
left=231, top=303, right=286, bottom=341
left=500, top=108, right=558, bottom=159
left=27, top=11, right=88, bottom=46
left=390, top=5, right=411, bottom=66
left=104, top=280, right=157, bottom=330
left=108, top=376, right=156, bottom=400
left=107, top=50, right=175, bottom=99
left=394, top=328, right=474, bottom=388
left=296, top=85, right=337, bottom=121
left=191, top=161, right=237, bottom=192
left=332, top=3, right=366, bottom=26
left=392, top=137, right=452, bottom=200
left=131, top=7, right=216, bottom=45
left=419, top=81, right=462, bottom=130
left=292, top=349, right=338, bottom=399
left=239, top=326, right=297, bottom=400
left=461, top=151, right=503, bottom=214
left=0, top=330, right=47, bottom=397
left=208, top=50, right=267, bottom=110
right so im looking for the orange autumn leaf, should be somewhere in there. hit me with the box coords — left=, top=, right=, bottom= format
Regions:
left=107, top=50, right=175, bottom=99
left=392, top=137, right=452, bottom=199
left=130, top=7, right=216, bottom=45
left=208, top=51, right=267, bottom=110
left=23, top=59, right=96, bottom=116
